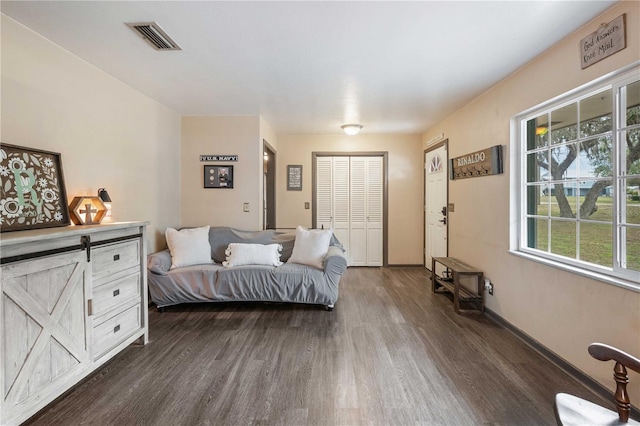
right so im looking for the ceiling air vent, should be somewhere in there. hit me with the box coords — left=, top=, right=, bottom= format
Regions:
left=126, top=22, right=181, bottom=51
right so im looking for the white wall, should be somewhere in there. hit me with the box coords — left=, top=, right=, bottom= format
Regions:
left=276, top=133, right=423, bottom=265
left=181, top=116, right=262, bottom=230
left=1, top=15, right=182, bottom=251
left=422, top=1, right=640, bottom=397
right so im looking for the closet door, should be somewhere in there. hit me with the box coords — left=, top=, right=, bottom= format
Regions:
left=350, top=157, right=383, bottom=266
left=332, top=157, right=350, bottom=254
left=316, top=155, right=383, bottom=266
left=315, top=157, right=350, bottom=255
left=349, top=158, right=367, bottom=266
left=366, top=157, right=383, bottom=266
left=316, top=157, right=333, bottom=231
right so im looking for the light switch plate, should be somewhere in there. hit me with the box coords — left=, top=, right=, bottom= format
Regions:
left=304, top=202, right=310, bottom=209
left=448, top=203, right=455, bottom=213
left=243, top=203, right=249, bottom=212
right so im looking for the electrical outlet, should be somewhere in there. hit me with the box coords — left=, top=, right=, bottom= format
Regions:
left=485, top=278, right=494, bottom=295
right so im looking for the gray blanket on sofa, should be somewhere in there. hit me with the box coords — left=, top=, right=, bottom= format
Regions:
left=147, top=227, right=347, bottom=309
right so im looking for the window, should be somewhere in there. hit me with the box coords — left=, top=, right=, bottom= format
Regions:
left=514, top=65, right=640, bottom=287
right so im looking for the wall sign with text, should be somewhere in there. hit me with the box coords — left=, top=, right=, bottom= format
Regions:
left=200, top=155, right=238, bottom=162
left=581, top=14, right=626, bottom=69
left=450, top=145, right=503, bottom=180
left=287, top=165, right=302, bottom=191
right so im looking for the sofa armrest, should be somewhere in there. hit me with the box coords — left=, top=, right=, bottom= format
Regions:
left=324, top=246, right=347, bottom=278
left=148, top=249, right=172, bottom=275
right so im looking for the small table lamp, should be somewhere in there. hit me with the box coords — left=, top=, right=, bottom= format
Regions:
left=98, top=188, right=113, bottom=222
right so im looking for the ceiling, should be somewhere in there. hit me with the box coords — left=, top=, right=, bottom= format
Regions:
left=1, top=1, right=618, bottom=135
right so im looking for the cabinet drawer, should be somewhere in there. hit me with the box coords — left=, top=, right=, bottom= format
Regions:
left=92, top=273, right=141, bottom=317
left=92, top=303, right=141, bottom=359
left=92, top=240, right=140, bottom=280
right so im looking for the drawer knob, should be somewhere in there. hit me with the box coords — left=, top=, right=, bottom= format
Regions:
left=114, top=324, right=121, bottom=333
left=113, top=254, right=120, bottom=261
left=113, top=289, right=120, bottom=297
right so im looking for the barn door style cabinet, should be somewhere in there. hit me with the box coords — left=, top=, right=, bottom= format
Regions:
left=0, top=222, right=148, bottom=425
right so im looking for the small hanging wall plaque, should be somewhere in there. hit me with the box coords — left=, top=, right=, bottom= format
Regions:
left=287, top=165, right=302, bottom=191
left=450, top=145, right=503, bottom=180
left=581, top=14, right=626, bottom=69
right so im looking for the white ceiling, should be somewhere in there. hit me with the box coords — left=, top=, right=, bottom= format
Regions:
left=1, top=1, right=618, bottom=135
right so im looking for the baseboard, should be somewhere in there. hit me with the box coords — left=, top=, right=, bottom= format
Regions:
left=485, top=308, right=640, bottom=419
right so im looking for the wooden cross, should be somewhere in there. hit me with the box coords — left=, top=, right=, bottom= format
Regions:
left=80, top=203, right=98, bottom=224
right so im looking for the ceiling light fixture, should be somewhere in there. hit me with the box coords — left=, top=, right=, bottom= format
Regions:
left=341, top=124, right=363, bottom=136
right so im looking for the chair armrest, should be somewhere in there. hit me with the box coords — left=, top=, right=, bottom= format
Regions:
left=324, top=246, right=347, bottom=277
left=147, top=249, right=172, bottom=275
left=589, top=343, right=640, bottom=375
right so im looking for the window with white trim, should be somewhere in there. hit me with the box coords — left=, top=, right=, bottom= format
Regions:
left=515, top=65, right=640, bottom=285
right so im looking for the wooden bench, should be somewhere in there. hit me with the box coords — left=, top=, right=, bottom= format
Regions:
left=431, top=256, right=484, bottom=314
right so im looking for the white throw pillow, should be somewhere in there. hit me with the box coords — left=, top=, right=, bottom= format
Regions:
left=223, top=243, right=283, bottom=267
left=287, top=226, right=333, bottom=269
left=165, top=226, right=213, bottom=269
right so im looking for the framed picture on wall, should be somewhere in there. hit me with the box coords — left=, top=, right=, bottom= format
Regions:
left=204, top=165, right=234, bottom=188
left=287, top=165, right=302, bottom=191
left=0, top=143, right=71, bottom=232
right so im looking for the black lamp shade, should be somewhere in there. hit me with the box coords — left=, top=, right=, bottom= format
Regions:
left=97, top=188, right=112, bottom=203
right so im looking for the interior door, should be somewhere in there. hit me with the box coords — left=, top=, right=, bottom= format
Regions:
left=425, top=144, right=448, bottom=270
left=263, top=142, right=276, bottom=230
left=365, top=157, right=383, bottom=266
left=332, top=157, right=350, bottom=254
left=315, top=155, right=383, bottom=266
left=349, top=157, right=367, bottom=266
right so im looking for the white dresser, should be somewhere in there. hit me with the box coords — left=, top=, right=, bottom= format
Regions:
left=0, top=222, right=148, bottom=425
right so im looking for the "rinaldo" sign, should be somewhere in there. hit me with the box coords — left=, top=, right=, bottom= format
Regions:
left=450, top=145, right=503, bottom=180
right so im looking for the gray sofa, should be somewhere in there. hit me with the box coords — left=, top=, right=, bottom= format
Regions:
left=147, top=227, right=347, bottom=311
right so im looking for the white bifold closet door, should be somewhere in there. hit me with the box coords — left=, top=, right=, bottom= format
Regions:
left=316, top=156, right=383, bottom=266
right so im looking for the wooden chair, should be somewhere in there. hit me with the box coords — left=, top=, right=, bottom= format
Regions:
left=555, top=343, right=640, bottom=425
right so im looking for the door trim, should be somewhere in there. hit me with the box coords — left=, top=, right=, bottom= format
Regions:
left=312, top=151, right=389, bottom=267
left=263, top=139, right=276, bottom=230
left=424, top=140, right=449, bottom=269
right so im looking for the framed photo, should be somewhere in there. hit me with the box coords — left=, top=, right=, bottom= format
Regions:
left=287, top=165, right=302, bottom=191
left=0, top=143, right=71, bottom=232
left=204, top=165, right=234, bottom=188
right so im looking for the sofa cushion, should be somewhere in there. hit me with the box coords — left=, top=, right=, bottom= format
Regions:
left=288, top=226, right=333, bottom=269
left=223, top=243, right=283, bottom=267
left=165, top=226, right=214, bottom=269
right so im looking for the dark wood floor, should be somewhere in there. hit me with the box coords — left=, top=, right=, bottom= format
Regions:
left=26, top=267, right=611, bottom=425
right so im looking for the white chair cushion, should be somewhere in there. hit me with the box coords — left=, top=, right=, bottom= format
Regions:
left=554, top=392, right=640, bottom=426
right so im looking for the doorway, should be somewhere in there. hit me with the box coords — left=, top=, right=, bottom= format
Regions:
left=312, top=152, right=387, bottom=267
left=263, top=140, right=276, bottom=230
left=424, top=141, right=448, bottom=271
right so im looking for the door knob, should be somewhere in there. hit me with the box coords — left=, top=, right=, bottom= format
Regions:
left=439, top=218, right=447, bottom=225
